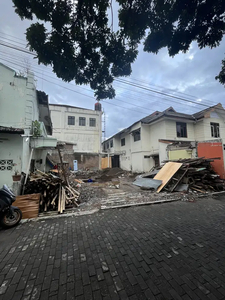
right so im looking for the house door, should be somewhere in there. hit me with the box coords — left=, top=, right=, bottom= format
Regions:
left=112, top=155, right=120, bottom=168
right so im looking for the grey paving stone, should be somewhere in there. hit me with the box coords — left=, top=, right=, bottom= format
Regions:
left=1, top=199, right=225, bottom=300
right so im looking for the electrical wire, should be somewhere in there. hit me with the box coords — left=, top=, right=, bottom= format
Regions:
left=0, top=36, right=224, bottom=115
left=0, top=32, right=222, bottom=111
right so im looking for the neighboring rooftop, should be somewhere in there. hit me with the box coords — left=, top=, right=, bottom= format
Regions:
left=49, top=103, right=94, bottom=111
left=103, top=103, right=225, bottom=143
left=0, top=126, right=24, bottom=134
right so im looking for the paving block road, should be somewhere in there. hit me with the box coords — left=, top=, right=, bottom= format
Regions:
left=1, top=198, right=225, bottom=299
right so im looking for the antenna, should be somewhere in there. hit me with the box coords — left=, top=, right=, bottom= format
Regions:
left=102, top=109, right=106, bottom=142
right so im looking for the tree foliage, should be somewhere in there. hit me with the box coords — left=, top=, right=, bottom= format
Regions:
left=13, top=0, right=225, bottom=99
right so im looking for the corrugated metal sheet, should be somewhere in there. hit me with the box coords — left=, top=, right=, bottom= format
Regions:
left=133, top=178, right=162, bottom=190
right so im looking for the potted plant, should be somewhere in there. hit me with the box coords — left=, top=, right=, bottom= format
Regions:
left=12, top=165, right=21, bottom=181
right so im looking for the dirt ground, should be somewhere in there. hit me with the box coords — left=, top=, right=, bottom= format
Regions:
left=70, top=168, right=205, bottom=213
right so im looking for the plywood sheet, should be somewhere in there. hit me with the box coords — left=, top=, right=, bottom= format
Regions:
left=14, top=194, right=40, bottom=219
left=101, top=157, right=112, bottom=169
left=154, top=162, right=182, bottom=193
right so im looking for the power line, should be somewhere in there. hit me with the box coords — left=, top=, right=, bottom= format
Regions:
left=0, top=32, right=222, bottom=110
left=0, top=36, right=214, bottom=107
left=0, top=36, right=223, bottom=114
left=115, top=78, right=217, bottom=110
left=0, top=31, right=27, bottom=43
left=0, top=35, right=27, bottom=47
left=0, top=41, right=36, bottom=56
left=0, top=56, right=151, bottom=116
left=0, top=55, right=183, bottom=116
left=0, top=49, right=206, bottom=114
left=128, top=75, right=213, bottom=104
left=1, top=55, right=222, bottom=119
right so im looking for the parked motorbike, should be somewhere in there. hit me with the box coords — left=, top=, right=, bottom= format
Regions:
left=0, top=185, right=22, bottom=228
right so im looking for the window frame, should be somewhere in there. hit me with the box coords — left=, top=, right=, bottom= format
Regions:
left=89, top=118, right=96, bottom=127
left=110, top=140, right=113, bottom=148
left=68, top=116, right=75, bottom=125
left=133, top=128, right=141, bottom=142
left=79, top=117, right=86, bottom=126
left=121, top=138, right=125, bottom=146
left=176, top=122, right=187, bottom=138
left=211, top=122, right=220, bottom=138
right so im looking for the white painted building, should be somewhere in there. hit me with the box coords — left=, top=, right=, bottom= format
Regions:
left=102, top=105, right=225, bottom=173
left=0, top=63, right=57, bottom=190
left=49, top=104, right=102, bottom=170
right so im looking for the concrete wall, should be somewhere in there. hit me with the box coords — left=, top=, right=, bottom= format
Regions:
left=165, top=119, right=195, bottom=141
left=197, top=114, right=225, bottom=142
left=119, top=133, right=132, bottom=171
left=149, top=121, right=166, bottom=154
left=0, top=134, right=23, bottom=188
left=0, top=64, right=52, bottom=189
left=0, top=64, right=39, bottom=130
left=50, top=104, right=102, bottom=153
left=49, top=144, right=100, bottom=171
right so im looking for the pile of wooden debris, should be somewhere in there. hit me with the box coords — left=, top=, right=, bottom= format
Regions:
left=154, top=157, right=225, bottom=193
left=24, top=170, right=79, bottom=213
left=134, top=157, right=225, bottom=194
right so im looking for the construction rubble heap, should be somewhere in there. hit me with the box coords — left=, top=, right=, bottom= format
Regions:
left=135, top=157, right=225, bottom=194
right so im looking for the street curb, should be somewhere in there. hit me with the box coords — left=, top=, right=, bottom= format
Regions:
left=19, top=208, right=99, bottom=224
left=100, top=198, right=180, bottom=210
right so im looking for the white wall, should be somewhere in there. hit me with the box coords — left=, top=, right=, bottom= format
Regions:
left=196, top=113, right=225, bottom=142
left=0, top=134, right=23, bottom=188
left=50, top=105, right=102, bottom=153
left=165, top=119, right=195, bottom=141
left=103, top=111, right=225, bottom=173
left=0, top=64, right=52, bottom=188
left=0, top=64, right=39, bottom=130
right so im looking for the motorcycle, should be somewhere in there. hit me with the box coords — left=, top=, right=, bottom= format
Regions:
left=0, top=184, right=22, bottom=228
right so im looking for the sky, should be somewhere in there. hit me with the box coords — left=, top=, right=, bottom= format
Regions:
left=0, top=1, right=225, bottom=140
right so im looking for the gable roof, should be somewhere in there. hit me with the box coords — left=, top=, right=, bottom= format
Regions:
left=193, top=103, right=225, bottom=119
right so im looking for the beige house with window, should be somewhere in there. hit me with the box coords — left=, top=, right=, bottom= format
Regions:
left=49, top=103, right=102, bottom=170
left=102, top=104, right=225, bottom=172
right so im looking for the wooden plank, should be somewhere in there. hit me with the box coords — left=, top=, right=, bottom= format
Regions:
left=57, top=145, right=69, bottom=185
left=154, top=162, right=183, bottom=193
left=170, top=168, right=189, bottom=192
left=14, top=194, right=40, bottom=219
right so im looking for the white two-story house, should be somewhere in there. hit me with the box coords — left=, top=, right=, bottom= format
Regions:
left=102, top=104, right=225, bottom=173
left=49, top=103, right=102, bottom=170
left=0, top=63, right=57, bottom=191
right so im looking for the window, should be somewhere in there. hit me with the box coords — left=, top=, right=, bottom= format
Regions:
left=110, top=140, right=113, bottom=148
left=121, top=138, right=125, bottom=146
left=107, top=142, right=109, bottom=149
left=176, top=122, right=187, bottom=138
left=211, top=122, right=220, bottom=137
left=89, top=118, right=96, bottom=127
left=68, top=116, right=75, bottom=125
left=133, top=129, right=141, bottom=142
left=79, top=117, right=86, bottom=126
